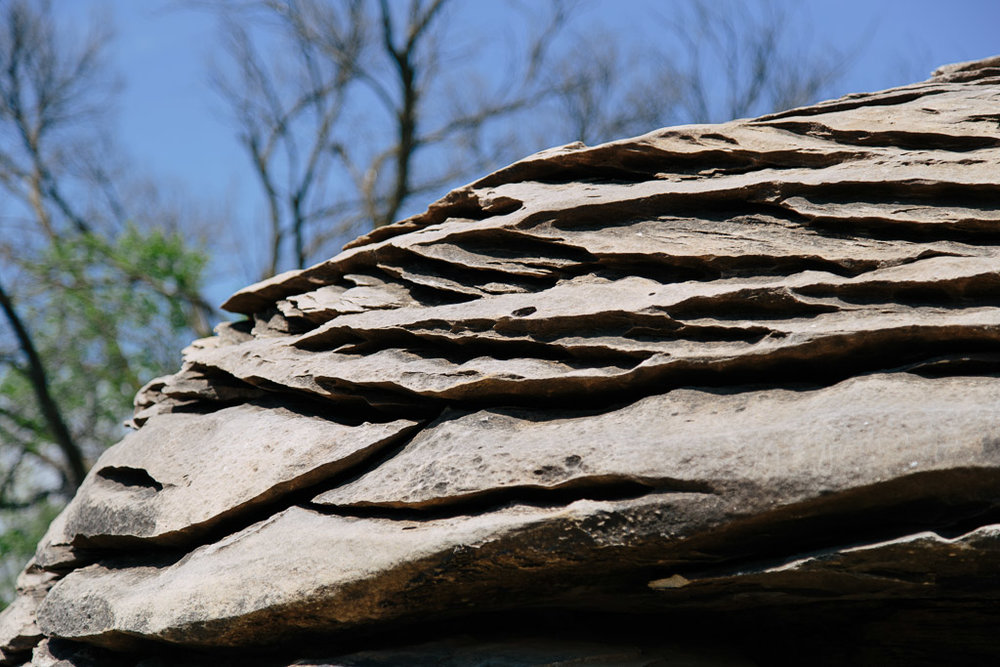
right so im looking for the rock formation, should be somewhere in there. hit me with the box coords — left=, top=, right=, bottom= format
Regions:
left=3, top=55, right=1000, bottom=666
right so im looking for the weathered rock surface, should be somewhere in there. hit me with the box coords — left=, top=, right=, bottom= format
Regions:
left=60, top=405, right=418, bottom=547
left=4, top=56, right=1000, bottom=666
left=0, top=564, right=55, bottom=664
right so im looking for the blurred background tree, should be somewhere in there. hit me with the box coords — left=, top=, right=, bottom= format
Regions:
left=0, top=0, right=853, bottom=606
left=207, top=0, right=847, bottom=276
left=0, top=0, right=212, bottom=601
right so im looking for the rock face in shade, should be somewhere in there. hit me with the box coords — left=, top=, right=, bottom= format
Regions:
left=3, top=55, right=1000, bottom=666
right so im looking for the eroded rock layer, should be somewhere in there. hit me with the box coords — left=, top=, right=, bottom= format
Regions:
left=3, top=56, right=1000, bottom=666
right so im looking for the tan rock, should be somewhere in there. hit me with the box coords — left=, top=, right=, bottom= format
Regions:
left=314, top=373, right=1000, bottom=510
left=60, top=405, right=418, bottom=546
left=9, top=56, right=1000, bottom=666
left=36, top=496, right=728, bottom=648
left=0, top=561, right=58, bottom=665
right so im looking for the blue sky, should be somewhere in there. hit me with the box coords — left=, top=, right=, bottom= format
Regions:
left=52, top=0, right=1000, bottom=298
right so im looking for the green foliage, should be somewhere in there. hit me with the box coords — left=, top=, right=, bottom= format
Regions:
left=5, top=224, right=208, bottom=451
left=36, top=224, right=208, bottom=381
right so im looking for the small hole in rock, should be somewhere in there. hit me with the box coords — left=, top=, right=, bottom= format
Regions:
left=96, top=466, right=163, bottom=491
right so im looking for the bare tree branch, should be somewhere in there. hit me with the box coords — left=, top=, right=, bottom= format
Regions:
left=0, top=278, right=85, bottom=490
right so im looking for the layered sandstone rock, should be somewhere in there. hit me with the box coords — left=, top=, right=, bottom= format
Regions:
left=3, top=55, right=1000, bottom=666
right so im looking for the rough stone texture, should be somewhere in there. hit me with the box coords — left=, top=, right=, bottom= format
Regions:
left=314, top=373, right=1000, bottom=510
left=4, top=56, right=1000, bottom=666
left=0, top=563, right=56, bottom=664
left=60, top=405, right=418, bottom=547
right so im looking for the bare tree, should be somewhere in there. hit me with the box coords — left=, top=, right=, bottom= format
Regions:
left=548, top=35, right=680, bottom=146
left=0, top=280, right=84, bottom=489
left=211, top=0, right=852, bottom=277
left=549, top=0, right=849, bottom=146
left=209, top=0, right=572, bottom=277
left=659, top=0, right=847, bottom=123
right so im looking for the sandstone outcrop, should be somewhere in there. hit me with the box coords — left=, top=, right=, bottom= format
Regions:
left=3, top=56, right=1000, bottom=666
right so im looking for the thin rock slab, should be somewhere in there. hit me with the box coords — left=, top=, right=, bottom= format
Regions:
left=221, top=65, right=1000, bottom=316
left=644, top=524, right=1000, bottom=613
left=184, top=303, right=1000, bottom=409
left=314, top=373, right=1000, bottom=510
left=57, top=404, right=418, bottom=547
left=37, top=494, right=734, bottom=650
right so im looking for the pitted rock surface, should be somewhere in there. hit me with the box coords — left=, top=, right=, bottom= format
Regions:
left=4, top=56, right=1000, bottom=666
